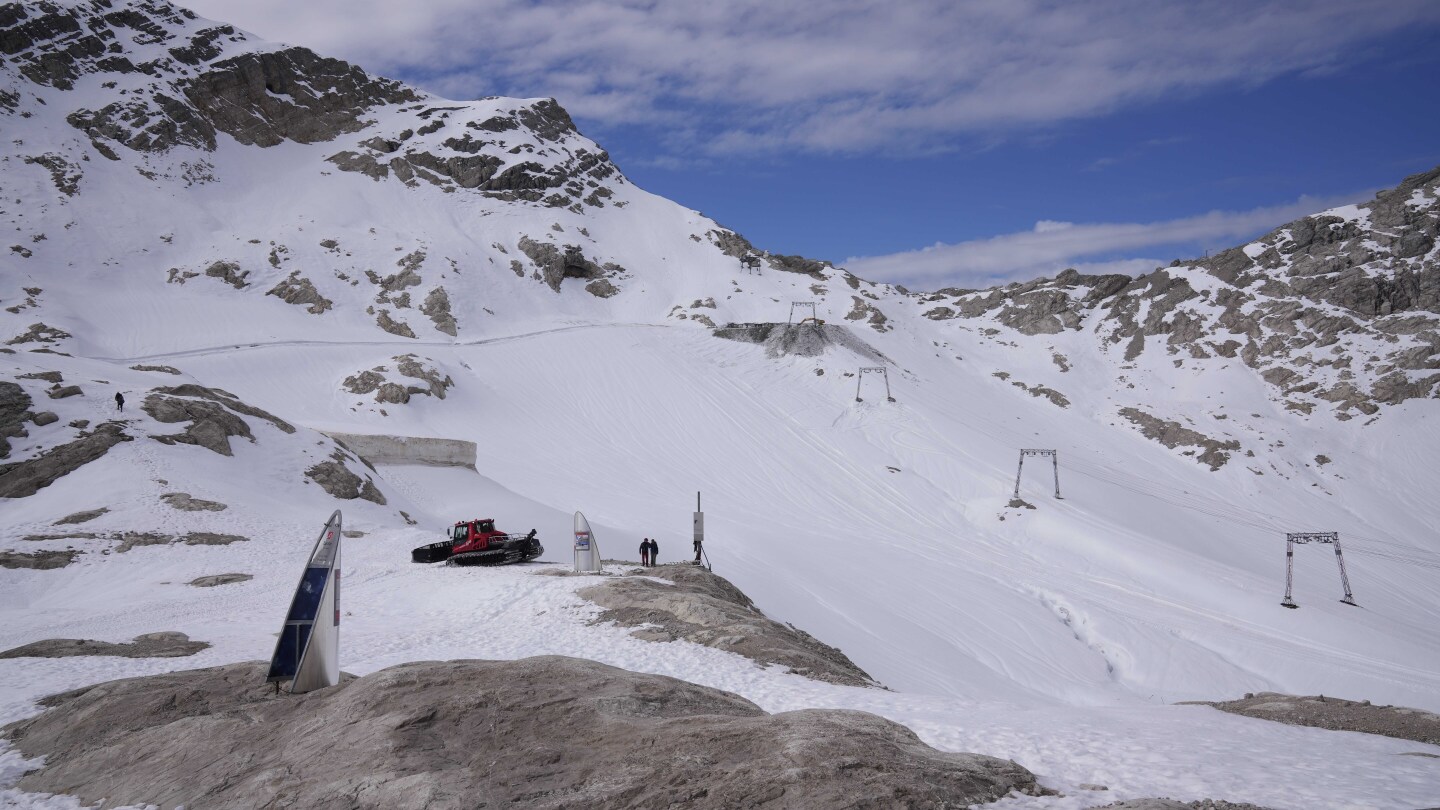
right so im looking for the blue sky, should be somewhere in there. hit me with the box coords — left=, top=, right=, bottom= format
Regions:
left=184, top=0, right=1440, bottom=289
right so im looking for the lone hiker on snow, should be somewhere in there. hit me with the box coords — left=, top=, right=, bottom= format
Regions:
left=114, top=391, right=124, bottom=412
left=639, top=538, right=651, bottom=567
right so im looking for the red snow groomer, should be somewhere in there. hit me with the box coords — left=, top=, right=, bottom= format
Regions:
left=411, top=518, right=543, bottom=566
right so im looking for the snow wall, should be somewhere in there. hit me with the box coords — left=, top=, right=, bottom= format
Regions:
left=323, top=433, right=477, bottom=469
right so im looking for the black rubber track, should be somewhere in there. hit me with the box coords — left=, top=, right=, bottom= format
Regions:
left=447, top=549, right=510, bottom=567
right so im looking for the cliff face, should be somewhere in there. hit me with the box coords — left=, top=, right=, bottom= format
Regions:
left=1, top=0, right=621, bottom=207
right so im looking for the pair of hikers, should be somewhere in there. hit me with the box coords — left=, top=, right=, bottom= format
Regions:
left=639, top=537, right=660, bottom=567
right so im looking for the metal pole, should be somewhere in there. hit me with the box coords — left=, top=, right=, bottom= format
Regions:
left=1052, top=452, right=1061, bottom=498
left=1013, top=452, right=1025, bottom=500
left=1282, top=538, right=1297, bottom=608
left=855, top=373, right=864, bottom=402
left=1332, top=535, right=1357, bottom=606
left=883, top=368, right=894, bottom=402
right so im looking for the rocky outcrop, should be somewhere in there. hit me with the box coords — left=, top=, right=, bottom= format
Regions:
left=420, top=287, right=456, bottom=334
left=0, top=631, right=208, bottom=659
left=375, top=309, right=415, bottom=338
left=0, top=380, right=33, bottom=458
left=53, top=507, right=107, bottom=524
left=931, top=167, right=1440, bottom=419
left=517, top=237, right=613, bottom=292
left=1186, top=692, right=1440, bottom=746
left=267, top=272, right=332, bottom=314
left=1119, top=407, right=1241, bottom=470
left=0, top=549, right=78, bottom=569
left=5, top=322, right=72, bottom=345
left=141, top=384, right=293, bottom=456
left=160, top=492, right=226, bottom=511
left=342, top=355, right=453, bottom=405
left=305, top=450, right=385, bottom=504
left=188, top=573, right=252, bottom=587
left=3, top=658, right=1040, bottom=809
left=578, top=565, right=878, bottom=688
left=0, top=422, right=132, bottom=498
left=713, top=323, right=890, bottom=363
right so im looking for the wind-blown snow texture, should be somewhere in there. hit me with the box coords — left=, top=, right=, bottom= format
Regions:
left=2, top=2, right=1439, bottom=807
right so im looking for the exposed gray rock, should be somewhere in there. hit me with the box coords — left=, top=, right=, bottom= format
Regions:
left=395, top=354, right=452, bottom=399
left=578, top=565, right=877, bottom=688
left=267, top=272, right=332, bottom=314
left=420, top=287, right=457, bottom=335
left=375, top=309, right=416, bottom=338
left=306, top=455, right=386, bottom=504
left=46, top=384, right=82, bottom=398
left=113, top=531, right=247, bottom=553
left=54, top=507, right=108, bottom=525
left=0, top=423, right=132, bottom=498
left=844, top=296, right=891, bottom=332
left=180, top=532, right=248, bottom=547
left=6, top=322, right=72, bottom=345
left=23, top=153, right=81, bottom=196
left=31, top=410, right=59, bottom=426
left=188, top=573, right=253, bottom=587
left=0, top=549, right=78, bottom=569
left=129, top=364, right=182, bottom=374
left=1119, top=408, right=1240, bottom=470
left=1184, top=692, right=1440, bottom=746
left=713, top=323, right=890, bottom=363
left=3, top=657, right=1039, bottom=809
left=143, top=384, right=294, bottom=456
left=0, top=632, right=208, bottom=660
left=0, top=380, right=33, bottom=459
left=144, top=393, right=252, bottom=456
left=1088, top=795, right=1272, bottom=801
left=160, top=492, right=227, bottom=512
left=585, top=278, right=619, bottom=298
left=202, top=260, right=248, bottom=289
left=518, top=236, right=606, bottom=292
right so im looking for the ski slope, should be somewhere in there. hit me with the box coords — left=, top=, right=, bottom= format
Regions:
left=3, top=1, right=1440, bottom=804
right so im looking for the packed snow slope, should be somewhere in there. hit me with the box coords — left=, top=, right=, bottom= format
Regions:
left=4, top=0, right=1440, bottom=768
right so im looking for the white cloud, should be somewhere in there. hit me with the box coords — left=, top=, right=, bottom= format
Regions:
left=842, top=191, right=1368, bottom=289
left=176, top=0, right=1440, bottom=155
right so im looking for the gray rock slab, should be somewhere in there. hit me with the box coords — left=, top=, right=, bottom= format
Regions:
left=4, top=657, right=1039, bottom=809
left=53, top=507, right=107, bottom=525
left=577, top=564, right=878, bottom=688
left=1094, top=795, right=1278, bottom=801
left=187, top=573, right=253, bottom=587
left=160, top=492, right=228, bottom=511
left=1185, top=692, right=1440, bottom=746
left=0, top=632, right=208, bottom=659
left=0, top=422, right=132, bottom=497
left=0, top=549, right=78, bottom=569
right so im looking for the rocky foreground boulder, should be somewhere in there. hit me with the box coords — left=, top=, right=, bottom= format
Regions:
left=577, top=563, right=880, bottom=688
left=4, top=656, right=1041, bottom=809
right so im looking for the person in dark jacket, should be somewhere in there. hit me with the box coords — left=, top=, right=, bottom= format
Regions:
left=693, top=537, right=703, bottom=564
left=639, top=538, right=651, bottom=567
left=649, top=538, right=659, bottom=566
left=114, top=391, right=125, bottom=412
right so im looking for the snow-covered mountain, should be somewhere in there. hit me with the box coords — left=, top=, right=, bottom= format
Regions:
left=4, top=1, right=1440, bottom=806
